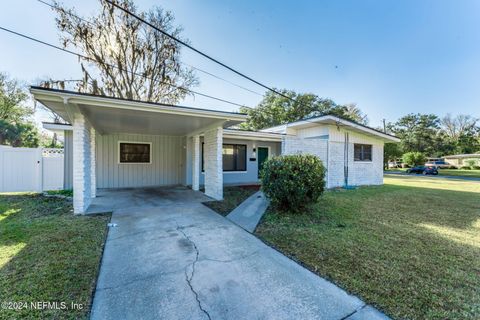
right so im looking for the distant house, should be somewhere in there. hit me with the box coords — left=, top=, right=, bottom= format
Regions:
left=32, top=86, right=399, bottom=214
left=444, top=154, right=480, bottom=167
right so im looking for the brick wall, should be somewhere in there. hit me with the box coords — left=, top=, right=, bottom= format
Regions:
left=282, top=125, right=385, bottom=188
left=73, top=112, right=92, bottom=214
left=203, top=127, right=223, bottom=200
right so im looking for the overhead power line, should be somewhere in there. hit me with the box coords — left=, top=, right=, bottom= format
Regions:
left=181, top=62, right=264, bottom=97
left=103, top=0, right=292, bottom=101
left=36, top=0, right=264, bottom=98
left=36, top=0, right=94, bottom=26
left=0, top=26, right=250, bottom=108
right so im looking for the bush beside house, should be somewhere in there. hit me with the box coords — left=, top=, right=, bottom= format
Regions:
left=260, top=154, right=326, bottom=212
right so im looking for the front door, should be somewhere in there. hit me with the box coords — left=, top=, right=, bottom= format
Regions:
left=257, top=147, right=269, bottom=178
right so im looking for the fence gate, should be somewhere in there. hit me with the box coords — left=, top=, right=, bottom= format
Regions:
left=0, top=146, right=42, bottom=192
left=0, top=146, right=64, bottom=193
left=42, top=148, right=64, bottom=191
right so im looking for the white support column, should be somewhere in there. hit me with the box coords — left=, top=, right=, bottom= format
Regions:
left=90, top=127, right=96, bottom=198
left=192, top=135, right=200, bottom=191
left=204, top=126, right=223, bottom=200
left=73, top=112, right=92, bottom=214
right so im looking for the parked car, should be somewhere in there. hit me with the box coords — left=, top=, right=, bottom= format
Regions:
left=388, top=159, right=404, bottom=168
left=406, top=166, right=438, bottom=175
left=425, top=160, right=450, bottom=169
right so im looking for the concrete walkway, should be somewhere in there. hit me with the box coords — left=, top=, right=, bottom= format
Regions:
left=90, top=187, right=389, bottom=320
left=226, top=191, right=269, bottom=232
left=385, top=171, right=480, bottom=181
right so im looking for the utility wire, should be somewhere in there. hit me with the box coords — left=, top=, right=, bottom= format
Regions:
left=182, top=62, right=264, bottom=97
left=103, top=0, right=292, bottom=101
left=34, top=0, right=359, bottom=127
left=36, top=0, right=264, bottom=98
left=36, top=0, right=91, bottom=26
left=0, top=26, right=250, bottom=108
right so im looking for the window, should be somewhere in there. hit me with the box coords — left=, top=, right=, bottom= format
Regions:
left=354, top=144, right=372, bottom=161
left=119, top=142, right=151, bottom=163
left=202, top=143, right=247, bottom=171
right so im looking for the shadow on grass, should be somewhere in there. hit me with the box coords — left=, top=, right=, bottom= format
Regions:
left=0, top=194, right=110, bottom=319
left=256, top=181, right=480, bottom=320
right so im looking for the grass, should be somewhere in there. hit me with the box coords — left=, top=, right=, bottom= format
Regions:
left=256, top=175, right=480, bottom=320
left=45, top=189, right=73, bottom=197
left=437, top=169, right=480, bottom=178
left=386, top=167, right=480, bottom=178
left=203, top=185, right=260, bottom=216
left=0, top=193, right=111, bottom=319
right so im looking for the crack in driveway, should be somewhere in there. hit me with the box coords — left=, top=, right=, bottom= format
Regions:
left=176, top=224, right=212, bottom=320
left=340, top=303, right=367, bottom=320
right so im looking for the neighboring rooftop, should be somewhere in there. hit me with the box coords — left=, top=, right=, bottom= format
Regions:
left=444, top=153, right=480, bottom=159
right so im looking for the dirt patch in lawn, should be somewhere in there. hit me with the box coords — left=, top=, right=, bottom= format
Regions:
left=203, top=185, right=260, bottom=216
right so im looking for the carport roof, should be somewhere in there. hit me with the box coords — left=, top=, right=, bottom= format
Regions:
left=30, top=87, right=247, bottom=136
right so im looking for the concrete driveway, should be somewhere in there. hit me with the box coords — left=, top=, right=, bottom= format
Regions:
left=90, top=186, right=388, bottom=320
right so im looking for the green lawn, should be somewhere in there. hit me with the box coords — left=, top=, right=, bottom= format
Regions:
left=0, top=193, right=111, bottom=319
left=203, top=185, right=259, bottom=216
left=256, top=176, right=480, bottom=320
left=387, top=167, right=480, bottom=178
left=438, top=169, right=480, bottom=178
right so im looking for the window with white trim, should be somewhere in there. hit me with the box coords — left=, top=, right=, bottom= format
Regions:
left=354, top=144, right=372, bottom=161
left=119, top=142, right=151, bottom=163
left=202, top=143, right=247, bottom=171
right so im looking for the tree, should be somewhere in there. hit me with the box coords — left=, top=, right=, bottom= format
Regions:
left=384, top=143, right=402, bottom=168
left=239, top=89, right=368, bottom=130
left=50, top=0, right=198, bottom=104
left=388, top=114, right=443, bottom=156
left=440, top=114, right=477, bottom=140
left=0, top=73, right=39, bottom=147
left=440, top=114, right=479, bottom=154
left=402, top=152, right=427, bottom=167
left=0, top=73, right=31, bottom=122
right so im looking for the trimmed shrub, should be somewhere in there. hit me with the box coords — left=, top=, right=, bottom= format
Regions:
left=460, top=166, right=472, bottom=170
left=402, top=152, right=427, bottom=167
left=260, top=154, right=326, bottom=212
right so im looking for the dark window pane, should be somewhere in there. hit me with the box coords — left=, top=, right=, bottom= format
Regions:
left=354, top=145, right=362, bottom=161
left=223, top=144, right=235, bottom=171
left=119, top=143, right=150, bottom=163
left=353, top=144, right=372, bottom=162
left=235, top=145, right=247, bottom=171
left=202, top=143, right=247, bottom=171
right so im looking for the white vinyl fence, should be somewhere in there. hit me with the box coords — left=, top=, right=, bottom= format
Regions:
left=0, top=146, right=64, bottom=193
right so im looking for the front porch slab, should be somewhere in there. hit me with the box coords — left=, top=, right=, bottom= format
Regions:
left=85, top=186, right=210, bottom=214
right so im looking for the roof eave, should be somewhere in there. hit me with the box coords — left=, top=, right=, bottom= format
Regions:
left=30, top=87, right=248, bottom=122
left=285, top=115, right=400, bottom=142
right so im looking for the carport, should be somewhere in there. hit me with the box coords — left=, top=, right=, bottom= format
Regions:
left=30, top=87, right=247, bottom=214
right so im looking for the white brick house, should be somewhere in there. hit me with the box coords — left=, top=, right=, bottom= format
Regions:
left=261, top=116, right=398, bottom=188
left=33, top=87, right=399, bottom=214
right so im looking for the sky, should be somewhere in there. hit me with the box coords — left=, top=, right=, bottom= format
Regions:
left=1, top=0, right=479, bottom=129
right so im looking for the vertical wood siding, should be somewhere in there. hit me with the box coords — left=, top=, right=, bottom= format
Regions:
left=96, top=133, right=185, bottom=188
